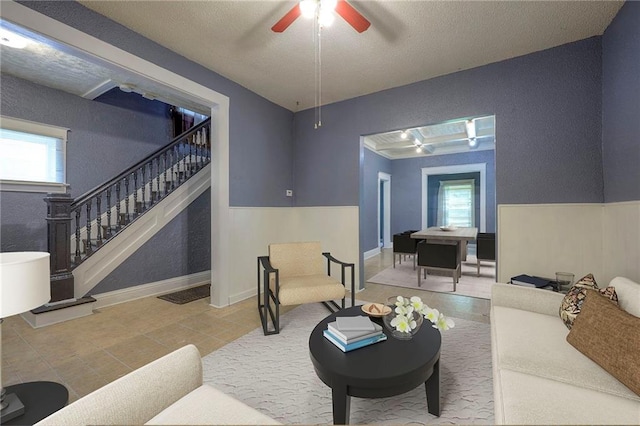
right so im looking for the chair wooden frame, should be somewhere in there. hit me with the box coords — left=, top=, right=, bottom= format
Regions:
left=257, top=252, right=355, bottom=335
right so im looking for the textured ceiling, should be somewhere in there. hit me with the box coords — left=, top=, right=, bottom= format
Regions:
left=75, top=0, right=624, bottom=111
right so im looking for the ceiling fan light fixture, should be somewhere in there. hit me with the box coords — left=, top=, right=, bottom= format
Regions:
left=300, top=0, right=317, bottom=18
left=318, top=8, right=335, bottom=27
left=322, top=0, right=338, bottom=11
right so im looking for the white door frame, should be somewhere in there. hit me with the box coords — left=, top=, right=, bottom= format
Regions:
left=421, top=163, right=486, bottom=232
left=378, top=172, right=392, bottom=248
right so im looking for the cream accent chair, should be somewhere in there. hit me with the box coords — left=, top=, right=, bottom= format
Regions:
left=257, top=241, right=355, bottom=335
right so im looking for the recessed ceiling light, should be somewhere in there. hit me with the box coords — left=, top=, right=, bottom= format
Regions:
left=468, top=138, right=477, bottom=147
left=0, top=29, right=30, bottom=49
left=416, top=147, right=422, bottom=153
left=400, top=131, right=408, bottom=139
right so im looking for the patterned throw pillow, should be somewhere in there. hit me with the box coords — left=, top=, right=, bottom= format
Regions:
left=559, top=273, right=619, bottom=329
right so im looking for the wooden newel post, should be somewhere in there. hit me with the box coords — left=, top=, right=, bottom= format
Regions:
left=44, top=192, right=75, bottom=303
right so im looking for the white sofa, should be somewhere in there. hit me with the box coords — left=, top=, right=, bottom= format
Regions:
left=36, top=344, right=279, bottom=425
left=491, top=277, right=640, bottom=425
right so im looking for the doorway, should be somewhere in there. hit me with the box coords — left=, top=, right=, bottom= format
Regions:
left=378, top=172, right=391, bottom=248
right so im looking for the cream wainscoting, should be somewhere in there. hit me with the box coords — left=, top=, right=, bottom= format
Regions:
left=498, top=202, right=640, bottom=285
left=603, top=201, right=640, bottom=284
left=497, top=204, right=604, bottom=284
left=224, top=206, right=360, bottom=306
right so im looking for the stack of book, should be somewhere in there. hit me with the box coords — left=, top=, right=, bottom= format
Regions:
left=323, top=315, right=387, bottom=352
left=510, top=274, right=554, bottom=289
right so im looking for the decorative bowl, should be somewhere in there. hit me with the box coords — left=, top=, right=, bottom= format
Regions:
left=361, top=303, right=392, bottom=317
left=383, top=299, right=424, bottom=340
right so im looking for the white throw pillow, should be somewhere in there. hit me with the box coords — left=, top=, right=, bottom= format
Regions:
left=609, top=277, right=640, bottom=318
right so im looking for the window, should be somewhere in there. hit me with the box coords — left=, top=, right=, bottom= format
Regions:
left=0, top=116, right=68, bottom=193
left=437, top=179, right=475, bottom=228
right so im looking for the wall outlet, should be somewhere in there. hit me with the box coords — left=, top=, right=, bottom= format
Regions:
left=286, top=190, right=293, bottom=197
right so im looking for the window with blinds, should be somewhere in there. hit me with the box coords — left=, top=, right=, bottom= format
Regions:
left=437, top=179, right=475, bottom=228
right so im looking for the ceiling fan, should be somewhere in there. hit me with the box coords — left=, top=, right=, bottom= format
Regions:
left=271, top=0, right=371, bottom=33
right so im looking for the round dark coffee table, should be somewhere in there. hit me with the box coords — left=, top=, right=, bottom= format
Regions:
left=309, top=305, right=441, bottom=424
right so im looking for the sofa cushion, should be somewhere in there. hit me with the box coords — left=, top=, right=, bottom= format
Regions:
left=146, top=384, right=280, bottom=425
left=495, top=369, right=640, bottom=425
left=559, top=273, right=618, bottom=329
left=491, top=305, right=639, bottom=401
left=610, top=276, right=640, bottom=317
left=271, top=274, right=345, bottom=305
left=567, top=290, right=640, bottom=396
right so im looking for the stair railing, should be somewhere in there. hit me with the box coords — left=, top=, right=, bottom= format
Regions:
left=45, top=118, right=211, bottom=303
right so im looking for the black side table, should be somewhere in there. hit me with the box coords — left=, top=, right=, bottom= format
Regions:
left=2, top=382, right=68, bottom=426
left=309, top=306, right=441, bottom=424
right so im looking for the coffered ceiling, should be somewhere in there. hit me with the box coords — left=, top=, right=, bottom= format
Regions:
left=364, top=115, right=495, bottom=159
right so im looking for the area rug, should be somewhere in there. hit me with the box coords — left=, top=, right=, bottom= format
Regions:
left=368, top=256, right=495, bottom=300
left=157, top=284, right=210, bottom=304
left=202, top=302, right=493, bottom=425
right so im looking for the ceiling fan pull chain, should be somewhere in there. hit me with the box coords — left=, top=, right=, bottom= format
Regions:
left=318, top=24, right=322, bottom=128
left=314, top=15, right=319, bottom=129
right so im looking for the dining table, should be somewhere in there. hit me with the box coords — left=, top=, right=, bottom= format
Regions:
left=410, top=227, right=478, bottom=261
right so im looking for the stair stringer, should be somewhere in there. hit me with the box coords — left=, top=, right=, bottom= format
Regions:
left=72, top=164, right=211, bottom=298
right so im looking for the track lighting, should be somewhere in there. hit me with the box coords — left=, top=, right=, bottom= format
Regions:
left=118, top=83, right=135, bottom=93
left=465, top=119, right=476, bottom=140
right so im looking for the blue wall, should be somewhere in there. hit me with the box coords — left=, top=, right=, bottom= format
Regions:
left=19, top=0, right=295, bottom=208
left=0, top=74, right=172, bottom=252
left=362, top=148, right=392, bottom=252
left=294, top=37, right=604, bottom=208
left=602, top=1, right=640, bottom=203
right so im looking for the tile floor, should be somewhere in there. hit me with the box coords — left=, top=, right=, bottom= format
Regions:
left=1, top=248, right=491, bottom=402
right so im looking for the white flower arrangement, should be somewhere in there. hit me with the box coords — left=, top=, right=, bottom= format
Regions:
left=390, top=296, right=455, bottom=333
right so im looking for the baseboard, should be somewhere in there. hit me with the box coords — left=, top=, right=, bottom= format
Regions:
left=21, top=297, right=96, bottom=328
left=226, top=287, right=256, bottom=307
left=364, top=247, right=381, bottom=259
left=92, top=270, right=211, bottom=309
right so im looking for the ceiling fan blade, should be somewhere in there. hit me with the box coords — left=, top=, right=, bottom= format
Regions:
left=271, top=4, right=302, bottom=33
left=335, top=0, right=371, bottom=33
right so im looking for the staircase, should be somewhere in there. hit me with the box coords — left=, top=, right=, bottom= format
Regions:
left=71, top=119, right=211, bottom=266
left=25, top=119, right=211, bottom=328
